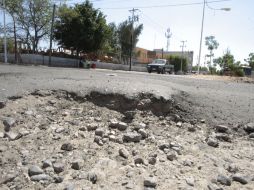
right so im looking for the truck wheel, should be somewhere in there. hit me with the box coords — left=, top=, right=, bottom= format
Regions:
left=148, top=70, right=151, bottom=73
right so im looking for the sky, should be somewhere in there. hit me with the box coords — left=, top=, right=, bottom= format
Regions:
left=1, top=0, right=254, bottom=66
left=66, top=0, right=253, bottom=66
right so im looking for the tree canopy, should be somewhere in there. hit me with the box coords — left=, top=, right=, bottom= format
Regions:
left=54, top=1, right=111, bottom=55
left=5, top=0, right=53, bottom=53
left=245, top=53, right=254, bottom=70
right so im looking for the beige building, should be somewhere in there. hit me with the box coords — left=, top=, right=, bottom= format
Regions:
left=134, top=47, right=194, bottom=70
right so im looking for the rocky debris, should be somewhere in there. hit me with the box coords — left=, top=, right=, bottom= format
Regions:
left=134, top=157, right=145, bottom=165
left=167, top=151, right=177, bottom=161
left=232, top=174, right=249, bottom=185
left=94, top=136, right=104, bottom=146
left=28, top=165, right=44, bottom=176
left=4, top=131, right=22, bottom=141
left=54, top=176, right=64, bottom=183
left=61, top=143, right=73, bottom=151
left=226, top=164, right=239, bottom=173
left=0, top=100, right=6, bottom=109
left=109, top=120, right=128, bottom=131
left=3, top=117, right=16, bottom=132
left=55, top=127, right=65, bottom=134
left=30, top=174, right=51, bottom=182
left=64, top=184, right=75, bottom=190
left=95, top=128, right=105, bottom=137
left=207, top=183, right=223, bottom=190
left=217, top=175, right=231, bottom=186
left=53, top=163, right=65, bottom=174
left=123, top=132, right=142, bottom=143
left=119, top=148, right=130, bottom=159
left=42, top=159, right=53, bottom=168
left=215, top=125, right=229, bottom=133
left=249, top=133, right=254, bottom=138
left=144, top=177, right=157, bottom=188
left=158, top=143, right=170, bottom=151
left=0, top=173, right=18, bottom=184
left=0, top=91, right=254, bottom=190
left=71, top=159, right=84, bottom=170
left=87, top=172, right=97, bottom=184
left=207, top=137, right=219, bottom=147
left=0, top=132, right=4, bottom=138
left=138, top=129, right=148, bottom=139
left=86, top=123, right=98, bottom=131
left=244, top=123, right=254, bottom=134
left=215, top=133, right=232, bottom=142
left=185, top=176, right=195, bottom=186
left=148, top=157, right=156, bottom=165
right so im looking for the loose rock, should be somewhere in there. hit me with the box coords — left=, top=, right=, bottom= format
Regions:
left=207, top=137, right=219, bottom=147
left=61, top=143, right=73, bottom=151
left=86, top=123, right=98, bottom=131
left=95, top=128, right=104, bottom=137
left=123, top=132, right=142, bottom=143
left=30, top=174, right=51, bottom=182
left=148, top=157, right=156, bottom=165
left=217, top=175, right=231, bottom=186
left=119, top=148, right=130, bottom=159
left=28, top=165, right=44, bottom=176
left=232, top=174, right=248, bottom=185
left=71, top=159, right=84, bottom=170
left=144, top=177, right=157, bottom=188
left=3, top=117, right=16, bottom=132
left=53, top=163, right=65, bottom=174
left=42, top=159, right=52, bottom=168
left=4, top=132, right=22, bottom=141
left=167, top=151, right=177, bottom=161
left=138, top=129, right=148, bottom=139
left=185, top=177, right=195, bottom=186
left=216, top=125, right=229, bottom=133
left=244, top=123, right=254, bottom=134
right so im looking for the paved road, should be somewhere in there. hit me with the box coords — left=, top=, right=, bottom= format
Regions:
left=0, top=64, right=253, bottom=126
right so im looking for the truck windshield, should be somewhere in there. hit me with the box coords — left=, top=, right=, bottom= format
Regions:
left=152, top=59, right=166, bottom=64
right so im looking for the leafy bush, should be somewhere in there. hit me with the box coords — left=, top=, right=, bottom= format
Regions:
left=166, top=55, right=187, bottom=73
left=233, top=68, right=244, bottom=77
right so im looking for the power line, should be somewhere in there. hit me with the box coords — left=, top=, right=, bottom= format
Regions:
left=99, top=0, right=231, bottom=10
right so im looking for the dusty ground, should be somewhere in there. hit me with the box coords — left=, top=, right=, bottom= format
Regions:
left=187, top=74, right=254, bottom=84
left=0, top=90, right=254, bottom=190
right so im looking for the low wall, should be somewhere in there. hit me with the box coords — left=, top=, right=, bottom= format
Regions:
left=0, top=53, right=147, bottom=72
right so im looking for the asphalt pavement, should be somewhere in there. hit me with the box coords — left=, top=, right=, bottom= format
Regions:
left=0, top=64, right=253, bottom=126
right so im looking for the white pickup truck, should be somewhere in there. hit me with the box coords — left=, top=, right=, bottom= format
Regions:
left=146, top=59, right=174, bottom=74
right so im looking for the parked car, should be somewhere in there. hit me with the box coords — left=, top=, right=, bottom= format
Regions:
left=147, top=59, right=174, bottom=74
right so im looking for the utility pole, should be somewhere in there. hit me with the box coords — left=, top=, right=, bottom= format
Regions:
left=128, top=8, right=139, bottom=71
left=165, top=28, right=172, bottom=52
left=3, top=0, right=8, bottom=63
left=197, top=0, right=206, bottom=74
left=49, top=4, right=56, bottom=66
left=161, top=48, right=164, bottom=59
left=180, top=40, right=187, bottom=73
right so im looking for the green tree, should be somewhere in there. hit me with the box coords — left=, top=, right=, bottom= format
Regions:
left=166, top=55, right=187, bottom=73
left=214, top=50, right=244, bottom=76
left=214, top=49, right=234, bottom=69
left=205, top=36, right=219, bottom=68
left=54, top=1, right=111, bottom=56
left=117, top=20, right=143, bottom=64
left=245, top=53, right=254, bottom=70
left=5, top=0, right=53, bottom=53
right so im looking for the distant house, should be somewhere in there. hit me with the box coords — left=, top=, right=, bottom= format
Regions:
left=134, top=47, right=194, bottom=71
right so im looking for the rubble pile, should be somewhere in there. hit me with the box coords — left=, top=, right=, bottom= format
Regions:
left=0, top=90, right=253, bottom=190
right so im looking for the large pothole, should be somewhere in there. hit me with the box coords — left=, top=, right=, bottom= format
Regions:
left=0, top=90, right=253, bottom=190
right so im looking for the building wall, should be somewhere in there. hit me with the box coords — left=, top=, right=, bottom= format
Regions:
left=134, top=47, right=194, bottom=70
